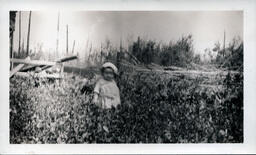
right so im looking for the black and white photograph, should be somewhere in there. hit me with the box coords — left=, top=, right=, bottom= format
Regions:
left=8, top=10, right=244, bottom=144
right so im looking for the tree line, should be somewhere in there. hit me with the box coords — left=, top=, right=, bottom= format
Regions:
left=126, top=35, right=243, bottom=71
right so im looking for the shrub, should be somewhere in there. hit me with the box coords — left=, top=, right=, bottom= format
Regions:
left=10, top=70, right=243, bottom=143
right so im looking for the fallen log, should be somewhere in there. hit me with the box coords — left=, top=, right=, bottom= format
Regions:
left=58, top=55, right=78, bottom=63
left=11, top=58, right=56, bottom=66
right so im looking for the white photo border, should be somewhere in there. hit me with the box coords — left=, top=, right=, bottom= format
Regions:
left=0, top=0, right=256, bottom=154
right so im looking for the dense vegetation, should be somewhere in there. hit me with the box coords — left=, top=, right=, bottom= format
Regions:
left=14, top=35, right=243, bottom=73
left=10, top=34, right=243, bottom=143
left=10, top=67, right=243, bottom=143
left=213, top=37, right=243, bottom=71
left=130, top=35, right=195, bottom=67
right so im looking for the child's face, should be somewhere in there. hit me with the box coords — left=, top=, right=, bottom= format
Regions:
left=103, top=68, right=115, bottom=81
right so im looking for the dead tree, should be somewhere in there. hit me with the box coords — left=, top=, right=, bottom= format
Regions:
left=66, top=25, right=69, bottom=55
left=18, top=11, right=21, bottom=56
left=72, top=40, right=76, bottom=54
left=56, top=12, right=60, bottom=56
left=10, top=11, right=17, bottom=70
left=116, top=36, right=123, bottom=69
left=223, top=30, right=226, bottom=57
left=26, top=11, right=32, bottom=56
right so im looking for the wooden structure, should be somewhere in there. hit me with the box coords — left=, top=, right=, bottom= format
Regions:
left=10, top=11, right=17, bottom=70
left=10, top=55, right=78, bottom=78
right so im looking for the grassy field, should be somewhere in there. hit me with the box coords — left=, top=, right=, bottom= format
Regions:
left=9, top=64, right=243, bottom=143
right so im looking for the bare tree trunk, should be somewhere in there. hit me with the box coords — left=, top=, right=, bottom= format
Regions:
left=10, top=11, right=17, bottom=70
left=56, top=12, right=60, bottom=56
left=88, top=42, right=92, bottom=61
left=100, top=42, right=103, bottom=63
left=22, top=38, right=25, bottom=57
left=117, top=36, right=122, bottom=68
left=85, top=35, right=89, bottom=63
left=18, top=11, right=21, bottom=57
left=26, top=11, right=32, bottom=56
left=72, top=40, right=75, bottom=54
left=10, top=33, right=14, bottom=69
left=223, top=30, right=226, bottom=57
left=66, top=25, right=69, bottom=55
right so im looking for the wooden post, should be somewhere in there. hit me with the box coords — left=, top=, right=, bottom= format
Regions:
left=100, top=42, right=103, bottom=63
left=18, top=11, right=21, bottom=57
left=26, top=11, right=32, bottom=56
left=85, top=35, right=89, bottom=63
left=56, top=12, right=60, bottom=56
left=223, top=30, right=226, bottom=57
left=88, top=42, right=92, bottom=61
left=72, top=40, right=75, bottom=54
left=66, top=25, right=69, bottom=55
left=10, top=11, right=17, bottom=70
left=10, top=32, right=14, bottom=70
left=60, top=63, right=64, bottom=77
left=117, top=36, right=122, bottom=68
left=120, top=36, right=123, bottom=53
left=22, top=38, right=25, bottom=57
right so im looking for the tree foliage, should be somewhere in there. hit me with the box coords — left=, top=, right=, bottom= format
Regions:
left=130, top=35, right=196, bottom=67
left=213, top=37, right=243, bottom=71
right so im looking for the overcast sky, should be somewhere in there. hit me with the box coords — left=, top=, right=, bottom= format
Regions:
left=13, top=11, right=243, bottom=55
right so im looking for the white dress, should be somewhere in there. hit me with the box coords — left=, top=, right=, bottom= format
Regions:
left=94, top=78, right=121, bottom=109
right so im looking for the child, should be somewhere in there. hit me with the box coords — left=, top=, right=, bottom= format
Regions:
left=93, top=62, right=121, bottom=109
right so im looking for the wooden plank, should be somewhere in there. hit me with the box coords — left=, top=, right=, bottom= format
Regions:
left=21, top=65, right=44, bottom=72
left=10, top=64, right=25, bottom=78
left=10, top=57, right=30, bottom=78
left=58, top=55, right=78, bottom=63
left=14, top=55, right=77, bottom=74
left=40, top=65, right=52, bottom=71
left=37, top=55, right=77, bottom=73
left=15, top=72, right=62, bottom=79
left=10, top=58, right=56, bottom=66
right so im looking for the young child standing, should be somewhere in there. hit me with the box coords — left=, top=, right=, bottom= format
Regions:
left=93, top=62, right=121, bottom=109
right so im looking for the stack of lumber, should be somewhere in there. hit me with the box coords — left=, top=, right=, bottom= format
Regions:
left=10, top=55, right=77, bottom=79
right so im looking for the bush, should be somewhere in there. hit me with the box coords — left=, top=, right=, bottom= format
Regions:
left=214, top=37, right=243, bottom=71
left=130, top=35, right=196, bottom=67
left=10, top=70, right=243, bottom=143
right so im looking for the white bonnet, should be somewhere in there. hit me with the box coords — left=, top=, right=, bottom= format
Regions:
left=102, top=62, right=118, bottom=75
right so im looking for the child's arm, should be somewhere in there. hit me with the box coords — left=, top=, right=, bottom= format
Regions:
left=93, top=80, right=101, bottom=107
left=93, top=92, right=99, bottom=105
